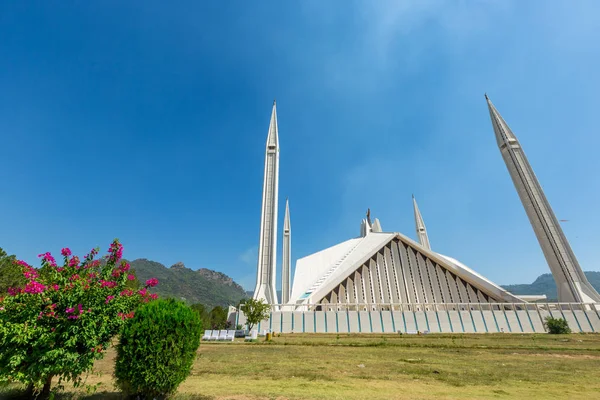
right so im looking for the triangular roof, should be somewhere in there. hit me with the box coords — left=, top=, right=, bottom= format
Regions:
left=290, top=231, right=523, bottom=305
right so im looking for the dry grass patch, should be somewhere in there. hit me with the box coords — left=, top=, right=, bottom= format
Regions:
left=2, top=333, right=600, bottom=399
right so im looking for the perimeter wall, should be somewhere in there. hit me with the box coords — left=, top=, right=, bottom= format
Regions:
left=229, top=303, right=600, bottom=334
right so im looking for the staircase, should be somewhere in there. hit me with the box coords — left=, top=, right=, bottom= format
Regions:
left=304, top=240, right=362, bottom=295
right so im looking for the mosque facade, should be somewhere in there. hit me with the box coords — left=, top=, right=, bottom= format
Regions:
left=238, top=96, right=600, bottom=334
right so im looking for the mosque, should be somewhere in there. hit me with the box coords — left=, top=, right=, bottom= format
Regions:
left=231, top=96, right=600, bottom=334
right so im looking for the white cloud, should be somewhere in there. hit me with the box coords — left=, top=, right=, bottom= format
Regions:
left=238, top=246, right=257, bottom=265
left=295, top=1, right=512, bottom=98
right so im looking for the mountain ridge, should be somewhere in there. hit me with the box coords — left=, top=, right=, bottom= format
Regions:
left=502, top=271, right=600, bottom=301
left=130, top=259, right=247, bottom=308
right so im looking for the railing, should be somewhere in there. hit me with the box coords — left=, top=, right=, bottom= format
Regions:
left=258, top=302, right=600, bottom=313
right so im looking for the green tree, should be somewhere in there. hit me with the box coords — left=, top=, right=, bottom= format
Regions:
left=241, top=298, right=271, bottom=331
left=0, top=247, right=23, bottom=295
left=544, top=316, right=571, bottom=334
left=0, top=239, right=158, bottom=398
left=190, top=303, right=208, bottom=324
left=208, top=305, right=231, bottom=330
left=191, top=303, right=206, bottom=315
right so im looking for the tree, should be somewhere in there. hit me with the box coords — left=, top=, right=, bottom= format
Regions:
left=241, top=298, right=271, bottom=331
left=0, top=247, right=24, bottom=295
left=190, top=303, right=232, bottom=330
left=544, top=316, right=571, bottom=334
left=190, top=303, right=208, bottom=323
left=190, top=303, right=206, bottom=316
left=208, top=305, right=231, bottom=330
left=0, top=239, right=158, bottom=398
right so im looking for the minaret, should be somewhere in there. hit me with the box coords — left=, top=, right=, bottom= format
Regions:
left=253, top=101, right=280, bottom=305
left=371, top=218, right=383, bottom=233
left=485, top=94, right=600, bottom=303
left=281, top=199, right=291, bottom=304
left=412, top=195, right=431, bottom=250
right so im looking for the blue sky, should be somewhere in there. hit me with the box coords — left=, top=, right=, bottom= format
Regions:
left=1, top=1, right=599, bottom=290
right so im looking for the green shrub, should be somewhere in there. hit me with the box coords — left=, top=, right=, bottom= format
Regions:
left=115, top=298, right=202, bottom=399
left=544, top=316, right=571, bottom=334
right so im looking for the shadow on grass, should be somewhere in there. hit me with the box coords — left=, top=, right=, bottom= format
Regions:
left=0, top=387, right=213, bottom=400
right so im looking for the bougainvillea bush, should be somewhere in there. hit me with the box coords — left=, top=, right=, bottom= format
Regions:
left=0, top=239, right=158, bottom=397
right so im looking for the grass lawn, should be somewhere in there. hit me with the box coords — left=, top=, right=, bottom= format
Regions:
left=2, top=333, right=600, bottom=399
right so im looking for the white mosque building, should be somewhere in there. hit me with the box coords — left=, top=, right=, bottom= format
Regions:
left=233, top=96, right=600, bottom=334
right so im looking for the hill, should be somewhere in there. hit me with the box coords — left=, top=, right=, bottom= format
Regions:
left=502, top=271, right=600, bottom=301
left=130, top=259, right=248, bottom=308
left=245, top=290, right=283, bottom=300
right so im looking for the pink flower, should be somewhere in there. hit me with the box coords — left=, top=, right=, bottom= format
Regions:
left=120, top=289, right=134, bottom=297
left=107, top=242, right=124, bottom=263
left=138, top=288, right=147, bottom=296
left=118, top=311, right=135, bottom=320
left=66, top=305, right=84, bottom=319
left=69, top=256, right=80, bottom=267
left=7, top=287, right=21, bottom=296
left=149, top=293, right=158, bottom=300
left=120, top=262, right=131, bottom=272
left=99, top=280, right=117, bottom=288
left=105, top=295, right=115, bottom=304
left=127, top=274, right=135, bottom=281
left=84, top=248, right=99, bottom=259
left=111, top=269, right=121, bottom=278
left=145, top=278, right=159, bottom=288
left=24, top=281, right=46, bottom=294
left=52, top=284, right=60, bottom=291
left=69, top=274, right=80, bottom=281
left=38, top=252, right=57, bottom=267
left=23, top=267, right=39, bottom=280
left=56, top=267, right=65, bottom=273
left=61, top=248, right=72, bottom=257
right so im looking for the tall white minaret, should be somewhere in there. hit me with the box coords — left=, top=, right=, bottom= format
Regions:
left=412, top=195, right=431, bottom=250
left=281, top=198, right=291, bottom=304
left=253, top=101, right=280, bottom=305
left=486, top=94, right=600, bottom=303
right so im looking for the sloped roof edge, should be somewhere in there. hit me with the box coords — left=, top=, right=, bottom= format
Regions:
left=306, top=231, right=524, bottom=304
